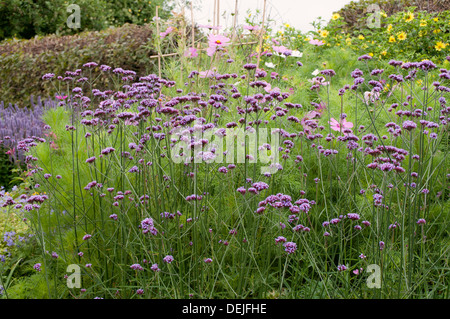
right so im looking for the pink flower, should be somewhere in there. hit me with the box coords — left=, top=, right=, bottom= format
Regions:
left=316, top=102, right=327, bottom=113
left=353, top=268, right=363, bottom=275
left=5, top=147, right=15, bottom=155
left=184, top=47, right=198, bottom=58
left=56, top=95, right=68, bottom=100
left=50, top=141, right=59, bottom=150
left=308, top=77, right=329, bottom=86
left=199, top=67, right=219, bottom=78
left=272, top=45, right=292, bottom=56
left=329, top=117, right=353, bottom=132
left=301, top=111, right=321, bottom=133
left=206, top=34, right=231, bottom=56
left=198, top=24, right=221, bottom=31
left=364, top=90, right=380, bottom=104
left=309, top=39, right=325, bottom=46
left=243, top=25, right=260, bottom=31
left=264, top=83, right=281, bottom=94
left=160, top=26, right=174, bottom=38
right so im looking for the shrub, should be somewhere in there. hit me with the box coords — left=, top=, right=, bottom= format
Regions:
left=317, top=7, right=450, bottom=62
left=0, top=24, right=158, bottom=107
left=335, top=0, right=450, bottom=32
left=0, top=0, right=172, bottom=41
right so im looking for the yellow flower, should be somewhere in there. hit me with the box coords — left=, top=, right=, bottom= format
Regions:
left=381, top=12, right=387, bottom=18
left=433, top=29, right=441, bottom=34
left=320, top=30, right=329, bottom=38
left=358, top=35, right=365, bottom=40
left=419, top=30, right=427, bottom=37
left=285, top=23, right=290, bottom=28
left=304, top=37, right=310, bottom=41
left=405, top=12, right=414, bottom=22
left=433, top=17, right=438, bottom=22
left=420, top=20, right=427, bottom=27
left=332, top=13, right=340, bottom=20
left=397, top=32, right=407, bottom=41
left=387, top=24, right=392, bottom=32
left=381, top=50, right=387, bottom=56
left=435, top=41, right=447, bottom=51
left=389, top=35, right=396, bottom=43
left=346, top=38, right=352, bottom=45
left=368, top=53, right=374, bottom=57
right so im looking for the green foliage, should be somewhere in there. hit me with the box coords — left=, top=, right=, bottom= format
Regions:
left=335, top=0, right=450, bottom=32
left=0, top=23, right=158, bottom=107
left=317, top=7, right=450, bottom=62
left=0, top=0, right=172, bottom=41
left=1, top=5, right=449, bottom=300
left=0, top=146, right=21, bottom=190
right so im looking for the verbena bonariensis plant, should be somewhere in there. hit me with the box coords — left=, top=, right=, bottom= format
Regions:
left=0, top=96, right=58, bottom=165
left=6, top=49, right=449, bottom=299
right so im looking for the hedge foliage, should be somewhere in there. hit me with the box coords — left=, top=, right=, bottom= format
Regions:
left=0, top=0, right=172, bottom=40
left=0, top=23, right=161, bottom=107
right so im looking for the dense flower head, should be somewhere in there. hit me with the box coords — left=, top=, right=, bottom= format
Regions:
left=163, top=255, right=174, bottom=263
left=283, top=241, right=297, bottom=254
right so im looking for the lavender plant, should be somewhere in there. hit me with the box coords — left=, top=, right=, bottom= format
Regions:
left=0, top=96, right=58, bottom=165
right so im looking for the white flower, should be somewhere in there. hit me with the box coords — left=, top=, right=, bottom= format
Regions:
left=265, top=62, right=276, bottom=69
left=273, top=51, right=286, bottom=58
left=290, top=50, right=303, bottom=58
left=312, top=69, right=320, bottom=76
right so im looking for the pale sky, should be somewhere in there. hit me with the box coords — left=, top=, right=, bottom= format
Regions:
left=177, top=0, right=355, bottom=33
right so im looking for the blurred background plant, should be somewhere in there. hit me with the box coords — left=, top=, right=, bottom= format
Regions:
left=0, top=0, right=173, bottom=41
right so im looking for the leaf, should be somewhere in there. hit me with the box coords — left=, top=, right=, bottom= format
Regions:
left=4, top=258, right=22, bottom=290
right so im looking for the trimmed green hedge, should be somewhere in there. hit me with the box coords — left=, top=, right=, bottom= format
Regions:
left=0, top=23, right=161, bottom=107
left=0, top=0, right=172, bottom=40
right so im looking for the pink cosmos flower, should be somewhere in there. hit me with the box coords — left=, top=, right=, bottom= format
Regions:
left=198, top=24, right=222, bottom=30
left=309, top=39, right=325, bottom=46
left=184, top=47, right=198, bottom=58
left=206, top=34, right=231, bottom=56
left=329, top=117, right=354, bottom=132
left=308, top=76, right=330, bottom=86
left=272, top=45, right=292, bottom=56
left=160, top=26, right=174, bottom=39
left=264, top=82, right=281, bottom=94
left=199, top=67, right=219, bottom=78
left=243, top=25, right=260, bottom=31
left=364, top=90, right=380, bottom=104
